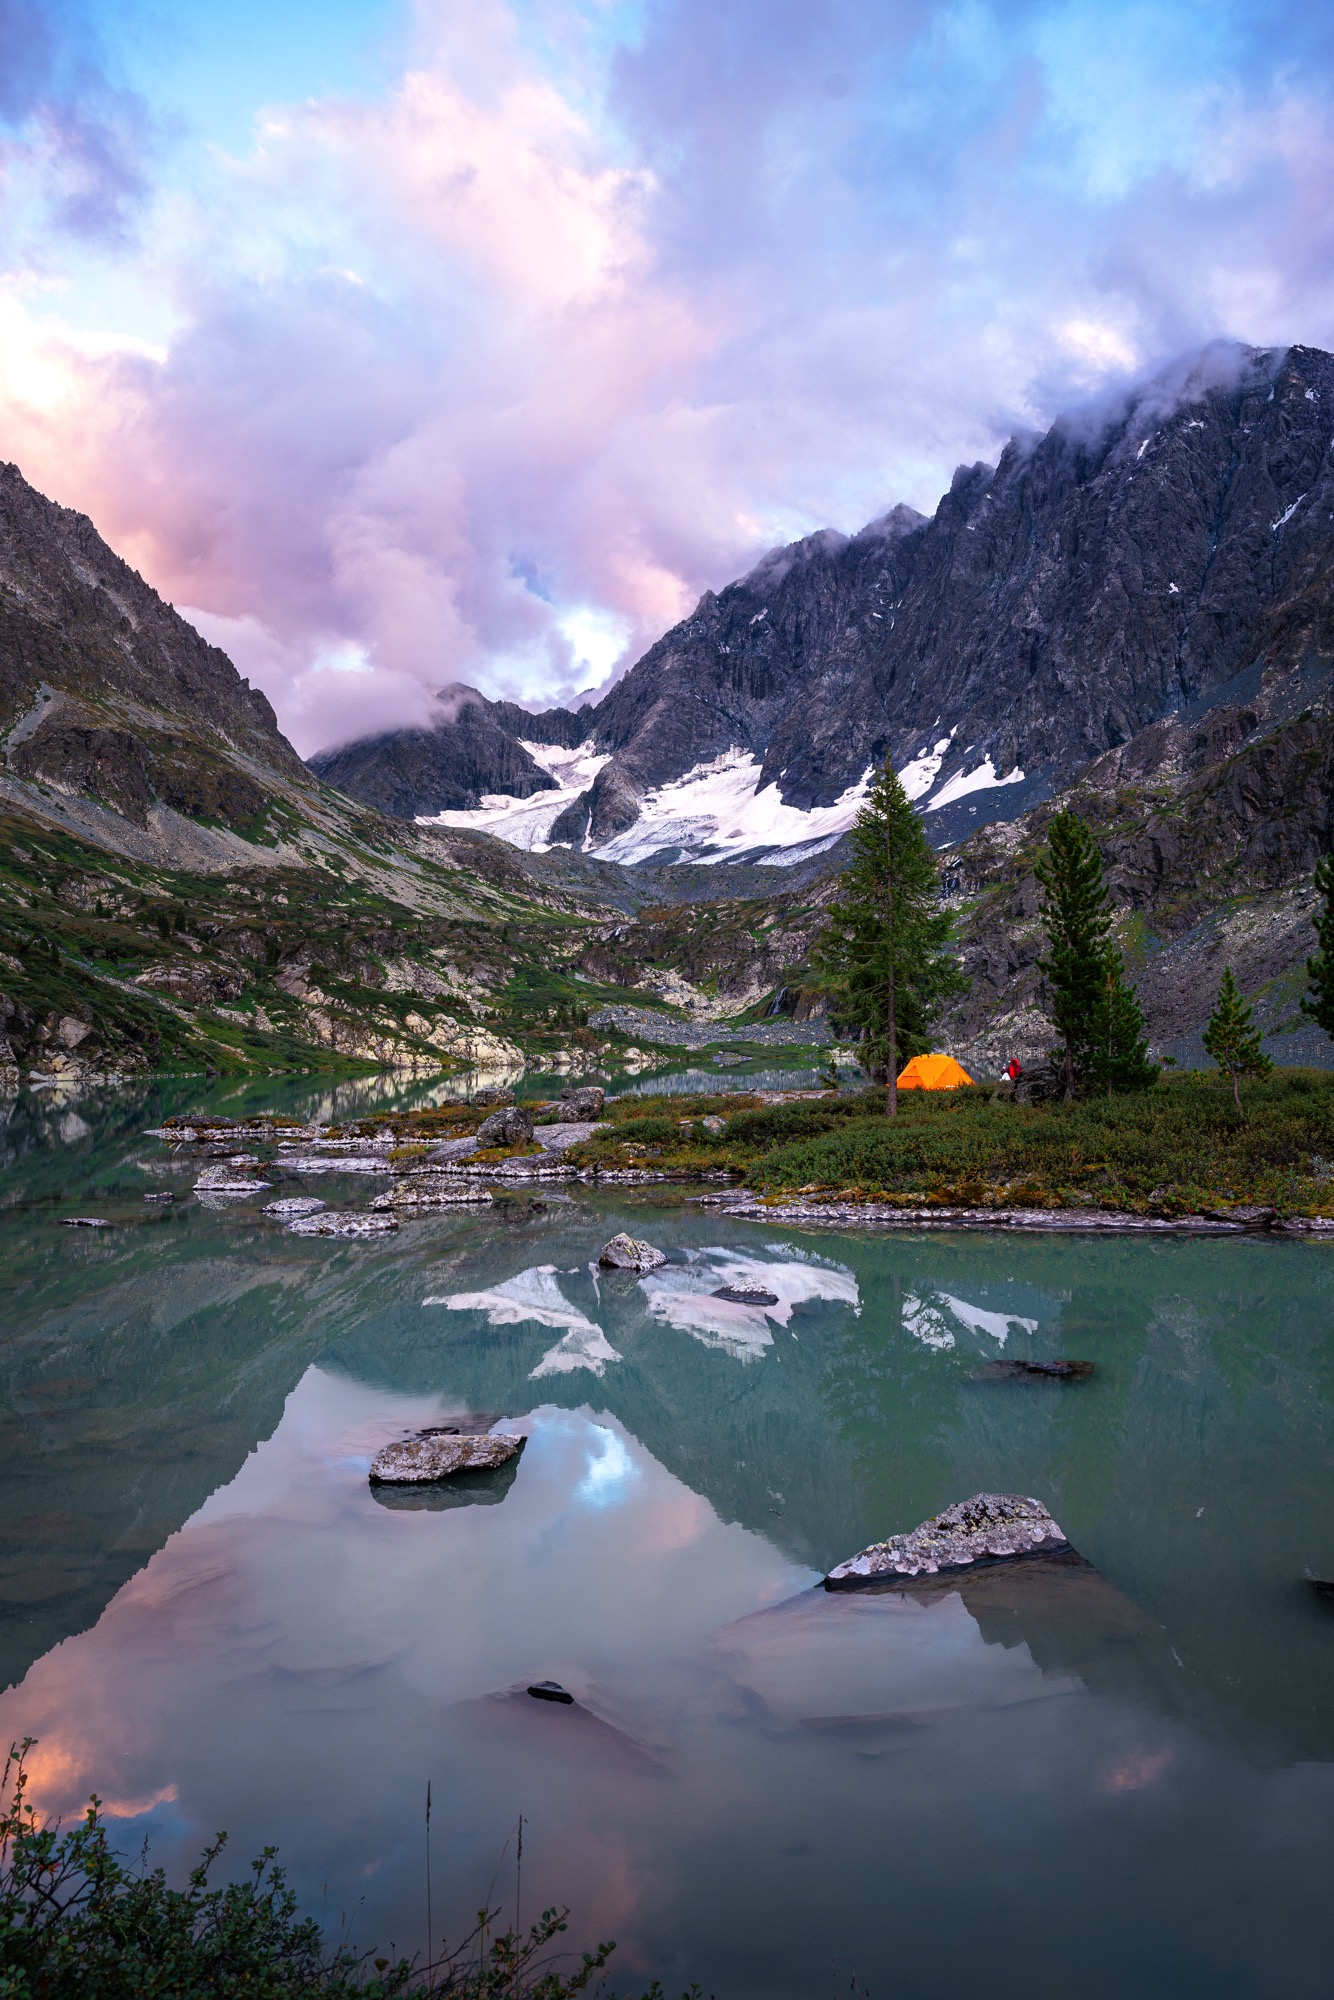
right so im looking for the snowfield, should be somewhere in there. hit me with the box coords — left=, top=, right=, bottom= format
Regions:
left=418, top=739, right=1024, bottom=866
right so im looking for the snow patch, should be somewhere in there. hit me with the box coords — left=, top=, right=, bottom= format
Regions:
left=927, top=758, right=1025, bottom=811
left=589, top=749, right=873, bottom=867
left=898, top=733, right=954, bottom=801
left=1271, top=494, right=1308, bottom=531
left=418, top=739, right=608, bottom=851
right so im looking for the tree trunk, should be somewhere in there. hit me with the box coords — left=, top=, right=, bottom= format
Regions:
left=1063, top=1039, right=1074, bottom=1102
left=1232, top=1066, right=1241, bottom=1113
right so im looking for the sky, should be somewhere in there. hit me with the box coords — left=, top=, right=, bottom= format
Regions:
left=2, top=0, right=1333, bottom=756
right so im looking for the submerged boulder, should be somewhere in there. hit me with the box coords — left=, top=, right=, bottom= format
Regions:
left=475, top=1105, right=534, bottom=1147
left=973, top=1359, right=1095, bottom=1381
left=713, top=1284, right=779, bottom=1306
left=825, top=1492, right=1069, bottom=1590
left=598, top=1231, right=667, bottom=1273
left=369, top=1429, right=525, bottom=1485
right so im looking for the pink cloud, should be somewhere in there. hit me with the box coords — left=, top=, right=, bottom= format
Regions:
left=3, top=0, right=1334, bottom=756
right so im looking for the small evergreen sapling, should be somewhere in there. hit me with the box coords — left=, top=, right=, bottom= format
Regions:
left=1088, top=959, right=1158, bottom=1097
left=1035, top=812, right=1153, bottom=1097
left=1301, top=854, right=1334, bottom=1041
left=816, top=757, right=962, bottom=1118
left=1202, top=966, right=1272, bottom=1109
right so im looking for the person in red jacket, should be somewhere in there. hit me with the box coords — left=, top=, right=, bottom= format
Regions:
left=1006, top=1057, right=1023, bottom=1082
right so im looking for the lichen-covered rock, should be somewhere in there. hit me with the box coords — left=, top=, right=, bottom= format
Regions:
left=598, top=1231, right=667, bottom=1273
left=557, top=1085, right=605, bottom=1121
left=475, top=1105, right=534, bottom=1147
left=825, top=1492, right=1068, bottom=1590
left=370, top=1182, right=494, bottom=1210
left=286, top=1209, right=399, bottom=1237
left=195, top=1165, right=272, bottom=1194
left=263, top=1197, right=326, bottom=1217
left=473, top=1087, right=515, bottom=1107
left=369, top=1429, right=524, bottom=1484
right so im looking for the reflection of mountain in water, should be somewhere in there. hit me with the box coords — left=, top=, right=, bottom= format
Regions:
left=2, top=1133, right=1334, bottom=1762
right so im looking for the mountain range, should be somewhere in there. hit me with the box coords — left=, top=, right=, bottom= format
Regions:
left=1, top=338, right=1332, bottom=1079
left=312, top=341, right=1334, bottom=869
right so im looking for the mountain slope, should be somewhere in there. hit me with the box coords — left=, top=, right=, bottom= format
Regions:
left=320, top=342, right=1334, bottom=867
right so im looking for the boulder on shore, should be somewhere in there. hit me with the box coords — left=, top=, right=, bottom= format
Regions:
left=369, top=1429, right=525, bottom=1485
left=557, top=1085, right=605, bottom=1121
left=475, top=1105, right=534, bottom=1147
left=473, top=1087, right=515, bottom=1107
left=598, top=1231, right=667, bottom=1273
left=825, top=1492, right=1069, bottom=1589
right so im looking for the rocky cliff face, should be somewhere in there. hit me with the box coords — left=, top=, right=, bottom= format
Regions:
left=320, top=342, right=1334, bottom=862
left=0, top=462, right=315, bottom=836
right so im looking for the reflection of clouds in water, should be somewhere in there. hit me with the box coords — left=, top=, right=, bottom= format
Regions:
left=424, top=1265, right=623, bottom=1378
left=576, top=1426, right=640, bottom=1508
left=642, top=1249, right=859, bottom=1362
left=903, top=1291, right=1039, bottom=1352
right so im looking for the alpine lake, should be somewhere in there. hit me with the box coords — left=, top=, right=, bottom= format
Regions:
left=2, top=1069, right=1333, bottom=2000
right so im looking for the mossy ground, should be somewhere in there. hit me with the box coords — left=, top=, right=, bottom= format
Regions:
left=557, top=1073, right=1334, bottom=1215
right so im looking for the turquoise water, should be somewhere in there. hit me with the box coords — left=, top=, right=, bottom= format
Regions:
left=2, top=1083, right=1333, bottom=1997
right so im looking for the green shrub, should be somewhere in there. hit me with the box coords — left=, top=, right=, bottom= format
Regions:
left=0, top=1743, right=695, bottom=1999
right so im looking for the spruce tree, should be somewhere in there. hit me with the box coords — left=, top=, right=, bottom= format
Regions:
left=1088, top=958, right=1157, bottom=1096
left=1203, top=965, right=1272, bottom=1110
left=816, top=756, right=963, bottom=1117
left=1301, top=855, right=1334, bottom=1041
left=1034, top=811, right=1113, bottom=1098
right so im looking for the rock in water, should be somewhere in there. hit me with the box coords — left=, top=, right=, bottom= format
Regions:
left=825, top=1493, right=1069, bottom=1589
left=713, top=1285, right=780, bottom=1306
left=286, top=1210, right=399, bottom=1237
left=369, top=1430, right=525, bottom=1484
left=475, top=1105, right=534, bottom=1147
left=973, top=1358, right=1095, bottom=1381
left=263, top=1197, right=326, bottom=1217
left=557, top=1085, right=605, bottom=1121
left=598, top=1231, right=667, bottom=1272
left=473, top=1087, right=515, bottom=1107
left=527, top=1680, right=574, bottom=1704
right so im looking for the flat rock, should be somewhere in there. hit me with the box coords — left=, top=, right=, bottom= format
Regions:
left=194, top=1166, right=272, bottom=1193
left=825, top=1492, right=1069, bottom=1589
left=263, top=1196, right=327, bottom=1217
left=712, top=1284, right=779, bottom=1306
left=62, top=1216, right=111, bottom=1228
left=369, top=1429, right=524, bottom=1484
left=527, top=1680, right=574, bottom=1704
left=286, top=1210, right=399, bottom=1237
left=599, top=1231, right=667, bottom=1272
left=370, top=1183, right=494, bottom=1210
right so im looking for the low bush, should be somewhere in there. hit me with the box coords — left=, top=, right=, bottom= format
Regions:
left=0, top=1743, right=696, bottom=1999
left=752, top=1072, right=1334, bottom=1213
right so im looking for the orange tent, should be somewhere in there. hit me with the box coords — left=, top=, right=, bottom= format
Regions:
left=896, top=1052, right=974, bottom=1091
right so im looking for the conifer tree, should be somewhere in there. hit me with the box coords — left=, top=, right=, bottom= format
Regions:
left=1203, top=965, right=1272, bottom=1109
left=1301, top=855, right=1334, bottom=1041
left=816, top=756, right=962, bottom=1117
left=1088, top=958, right=1158, bottom=1096
left=1034, top=811, right=1114, bottom=1098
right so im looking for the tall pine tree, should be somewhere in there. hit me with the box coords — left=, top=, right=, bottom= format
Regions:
left=816, top=757, right=963, bottom=1117
left=1301, top=855, right=1334, bottom=1041
left=1203, top=966, right=1272, bottom=1109
left=1035, top=811, right=1154, bottom=1097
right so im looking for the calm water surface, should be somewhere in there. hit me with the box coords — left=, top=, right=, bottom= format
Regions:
left=2, top=1082, right=1333, bottom=1998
